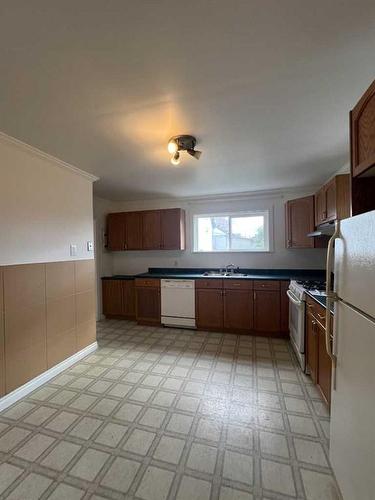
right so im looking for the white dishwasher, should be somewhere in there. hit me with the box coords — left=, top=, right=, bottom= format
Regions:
left=161, top=279, right=196, bottom=328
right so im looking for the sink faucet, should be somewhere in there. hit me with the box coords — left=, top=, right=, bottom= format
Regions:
left=225, top=263, right=238, bottom=274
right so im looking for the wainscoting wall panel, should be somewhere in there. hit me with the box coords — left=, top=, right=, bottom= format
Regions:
left=0, top=259, right=96, bottom=396
left=0, top=269, right=5, bottom=397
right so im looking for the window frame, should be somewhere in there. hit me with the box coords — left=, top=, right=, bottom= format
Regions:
left=192, top=209, right=271, bottom=253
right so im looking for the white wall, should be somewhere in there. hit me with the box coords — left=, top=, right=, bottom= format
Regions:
left=94, top=189, right=327, bottom=277
left=0, top=133, right=97, bottom=266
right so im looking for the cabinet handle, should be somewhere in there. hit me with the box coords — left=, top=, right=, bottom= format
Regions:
left=254, top=291, right=257, bottom=301
left=317, top=313, right=325, bottom=320
left=288, top=239, right=292, bottom=247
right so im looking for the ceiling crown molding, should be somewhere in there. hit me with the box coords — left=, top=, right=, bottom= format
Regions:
left=0, top=131, right=99, bottom=183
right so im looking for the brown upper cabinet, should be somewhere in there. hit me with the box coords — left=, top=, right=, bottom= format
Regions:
left=314, top=175, right=350, bottom=227
left=285, top=196, right=315, bottom=248
left=142, top=210, right=162, bottom=250
left=107, top=213, right=127, bottom=251
left=351, top=79, right=375, bottom=178
left=350, top=79, right=375, bottom=216
left=107, top=208, right=185, bottom=251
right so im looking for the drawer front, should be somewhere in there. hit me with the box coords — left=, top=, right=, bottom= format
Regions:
left=195, top=279, right=223, bottom=289
left=135, top=278, right=160, bottom=288
left=253, top=280, right=280, bottom=291
left=306, top=297, right=326, bottom=326
left=223, top=279, right=253, bottom=290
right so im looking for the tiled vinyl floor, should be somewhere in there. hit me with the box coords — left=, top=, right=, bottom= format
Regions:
left=0, top=320, right=342, bottom=500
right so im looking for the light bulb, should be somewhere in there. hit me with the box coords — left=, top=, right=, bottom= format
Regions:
left=167, top=140, right=178, bottom=154
left=171, top=152, right=180, bottom=165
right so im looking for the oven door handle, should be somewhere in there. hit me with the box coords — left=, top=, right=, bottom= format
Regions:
left=286, top=290, right=304, bottom=307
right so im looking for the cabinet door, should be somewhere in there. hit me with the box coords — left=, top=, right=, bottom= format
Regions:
left=351, top=79, right=375, bottom=177
left=317, top=321, right=332, bottom=406
left=285, top=196, right=314, bottom=248
left=126, top=212, right=142, bottom=250
left=102, top=280, right=123, bottom=316
left=223, top=290, right=253, bottom=331
left=253, top=290, right=280, bottom=333
left=136, top=287, right=160, bottom=324
left=122, top=280, right=136, bottom=317
left=196, top=289, right=223, bottom=330
left=161, top=209, right=185, bottom=250
left=142, top=211, right=161, bottom=250
left=306, top=314, right=318, bottom=383
left=325, top=178, right=337, bottom=222
left=107, top=213, right=126, bottom=251
left=315, top=188, right=326, bottom=226
left=280, top=281, right=289, bottom=334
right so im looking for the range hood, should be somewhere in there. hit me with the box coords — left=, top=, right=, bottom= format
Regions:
left=307, top=222, right=335, bottom=238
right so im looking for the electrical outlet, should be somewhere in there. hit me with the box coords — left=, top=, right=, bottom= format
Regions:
left=87, top=241, right=93, bottom=251
left=70, top=244, right=77, bottom=257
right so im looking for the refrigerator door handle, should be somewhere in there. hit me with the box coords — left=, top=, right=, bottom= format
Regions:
left=325, top=220, right=340, bottom=363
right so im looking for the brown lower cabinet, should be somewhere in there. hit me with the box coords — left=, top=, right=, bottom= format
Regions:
left=196, top=289, right=224, bottom=330
left=306, top=296, right=332, bottom=406
left=223, top=289, right=253, bottom=331
left=103, top=277, right=289, bottom=337
left=195, top=279, right=288, bottom=336
left=102, top=279, right=135, bottom=318
left=135, top=279, right=160, bottom=325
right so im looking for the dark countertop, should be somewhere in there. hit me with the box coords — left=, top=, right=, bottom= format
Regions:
left=306, top=291, right=334, bottom=314
left=101, top=268, right=325, bottom=282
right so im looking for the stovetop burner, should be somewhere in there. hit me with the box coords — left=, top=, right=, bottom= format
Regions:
left=296, top=280, right=326, bottom=292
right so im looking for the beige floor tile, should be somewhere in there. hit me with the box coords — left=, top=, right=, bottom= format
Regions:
left=301, top=469, right=341, bottom=500
left=101, top=457, right=140, bottom=493
left=288, top=415, right=318, bottom=437
left=129, top=387, right=154, bottom=403
left=226, top=425, right=253, bottom=449
left=176, top=395, right=200, bottom=413
left=114, top=402, right=143, bottom=422
left=152, top=390, right=176, bottom=407
left=176, top=476, right=211, bottom=500
left=223, top=450, right=253, bottom=485
left=136, top=466, right=174, bottom=500
left=219, top=486, right=253, bottom=500
left=195, top=418, right=222, bottom=442
left=0, top=464, right=24, bottom=495
left=95, top=422, right=128, bottom=448
left=15, top=433, right=55, bottom=461
left=41, top=441, right=81, bottom=471
left=48, top=483, right=85, bottom=500
left=0, top=428, right=31, bottom=452
left=294, top=438, right=329, bottom=467
left=123, top=429, right=156, bottom=455
left=259, top=431, right=289, bottom=458
left=69, top=448, right=109, bottom=481
left=69, top=394, right=97, bottom=411
left=69, top=416, right=103, bottom=440
left=187, top=443, right=218, bottom=474
left=139, top=408, right=167, bottom=429
left=153, top=436, right=185, bottom=464
left=23, top=406, right=57, bottom=426
left=166, top=413, right=194, bottom=434
left=261, top=459, right=296, bottom=496
left=2, top=402, right=35, bottom=420
left=90, top=398, right=119, bottom=416
left=7, top=472, right=52, bottom=500
left=46, top=411, right=80, bottom=433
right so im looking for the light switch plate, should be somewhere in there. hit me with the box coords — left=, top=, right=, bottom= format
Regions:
left=70, top=244, right=77, bottom=257
left=87, top=241, right=93, bottom=251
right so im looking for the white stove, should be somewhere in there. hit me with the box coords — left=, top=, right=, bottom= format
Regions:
left=287, top=279, right=326, bottom=370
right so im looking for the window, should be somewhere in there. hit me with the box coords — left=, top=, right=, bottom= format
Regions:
left=193, top=211, right=270, bottom=252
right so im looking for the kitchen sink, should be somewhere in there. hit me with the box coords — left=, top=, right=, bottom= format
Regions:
left=202, top=271, right=247, bottom=277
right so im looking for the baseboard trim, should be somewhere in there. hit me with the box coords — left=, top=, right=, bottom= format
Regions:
left=0, top=342, right=98, bottom=413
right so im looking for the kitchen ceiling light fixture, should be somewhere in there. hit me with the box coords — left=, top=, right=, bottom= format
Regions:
left=167, top=135, right=202, bottom=165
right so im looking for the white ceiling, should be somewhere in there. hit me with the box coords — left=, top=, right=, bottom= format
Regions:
left=0, top=1, right=374, bottom=200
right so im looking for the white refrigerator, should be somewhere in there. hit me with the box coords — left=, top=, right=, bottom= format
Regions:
left=328, top=210, right=375, bottom=500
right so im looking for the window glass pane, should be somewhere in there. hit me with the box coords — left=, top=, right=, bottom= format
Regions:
left=230, top=215, right=265, bottom=250
left=196, top=216, right=229, bottom=251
